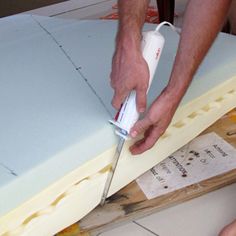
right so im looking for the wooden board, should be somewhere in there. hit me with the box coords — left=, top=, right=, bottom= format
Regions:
left=57, top=108, right=236, bottom=236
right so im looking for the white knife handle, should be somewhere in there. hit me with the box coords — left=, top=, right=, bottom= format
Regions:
left=110, top=30, right=165, bottom=139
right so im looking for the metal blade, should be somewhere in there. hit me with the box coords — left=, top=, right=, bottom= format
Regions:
left=100, top=138, right=125, bottom=206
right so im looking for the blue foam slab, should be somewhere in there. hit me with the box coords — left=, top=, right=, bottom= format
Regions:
left=0, top=15, right=116, bottom=216
left=1, top=14, right=236, bottom=217
left=35, top=16, right=236, bottom=113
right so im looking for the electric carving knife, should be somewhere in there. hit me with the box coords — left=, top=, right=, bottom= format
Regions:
left=100, top=22, right=178, bottom=206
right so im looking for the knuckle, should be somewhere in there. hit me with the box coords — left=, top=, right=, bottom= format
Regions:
left=137, top=83, right=148, bottom=92
left=139, top=122, right=147, bottom=131
left=111, top=98, right=117, bottom=106
left=142, top=83, right=149, bottom=91
left=110, top=80, right=115, bottom=89
left=146, top=113, right=156, bottom=124
left=133, top=123, right=143, bottom=133
left=112, top=100, right=120, bottom=109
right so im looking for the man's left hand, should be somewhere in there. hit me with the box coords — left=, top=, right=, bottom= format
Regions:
left=130, top=88, right=180, bottom=155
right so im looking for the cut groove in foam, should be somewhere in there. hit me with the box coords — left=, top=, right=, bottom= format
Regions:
left=173, top=121, right=185, bottom=128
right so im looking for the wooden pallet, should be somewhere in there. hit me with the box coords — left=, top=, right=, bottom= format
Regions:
left=57, top=108, right=236, bottom=236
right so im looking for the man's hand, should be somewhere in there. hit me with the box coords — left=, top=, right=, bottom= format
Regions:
left=111, top=0, right=231, bottom=156
left=111, top=0, right=150, bottom=112
left=110, top=48, right=149, bottom=113
left=130, top=88, right=180, bottom=155
left=127, top=0, right=232, bottom=154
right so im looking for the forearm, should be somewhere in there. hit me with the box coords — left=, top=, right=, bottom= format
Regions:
left=117, top=0, right=150, bottom=51
left=167, top=0, right=232, bottom=100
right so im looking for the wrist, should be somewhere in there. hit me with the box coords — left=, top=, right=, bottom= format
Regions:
left=166, top=71, right=193, bottom=100
left=116, top=29, right=142, bottom=52
left=163, top=82, right=187, bottom=106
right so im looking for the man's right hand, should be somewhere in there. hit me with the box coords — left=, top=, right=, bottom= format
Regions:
left=110, top=46, right=150, bottom=113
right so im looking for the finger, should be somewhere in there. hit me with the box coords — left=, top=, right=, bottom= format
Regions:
left=136, top=87, right=147, bottom=113
left=111, top=89, right=129, bottom=110
left=129, top=126, right=153, bottom=152
left=129, top=138, right=145, bottom=154
left=109, top=71, right=116, bottom=89
left=130, top=116, right=153, bottom=138
left=130, top=125, right=163, bottom=155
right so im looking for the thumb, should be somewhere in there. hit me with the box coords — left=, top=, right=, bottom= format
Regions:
left=130, top=116, right=153, bottom=138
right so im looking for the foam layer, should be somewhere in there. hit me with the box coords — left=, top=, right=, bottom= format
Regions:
left=0, top=15, right=236, bottom=235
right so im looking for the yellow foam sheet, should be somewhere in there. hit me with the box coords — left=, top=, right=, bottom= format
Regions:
left=0, top=15, right=236, bottom=235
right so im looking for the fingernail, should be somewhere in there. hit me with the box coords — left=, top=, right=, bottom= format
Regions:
left=139, top=108, right=145, bottom=113
left=130, top=130, right=138, bottom=138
